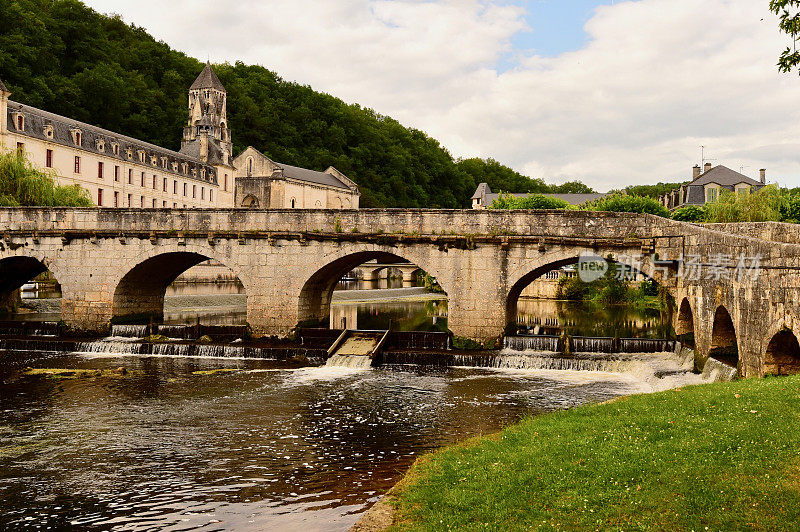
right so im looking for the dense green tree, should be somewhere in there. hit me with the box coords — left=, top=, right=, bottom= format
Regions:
left=456, top=158, right=550, bottom=194
left=671, top=205, right=707, bottom=222
left=623, top=182, right=685, bottom=199
left=0, top=0, right=598, bottom=208
left=549, top=181, right=595, bottom=194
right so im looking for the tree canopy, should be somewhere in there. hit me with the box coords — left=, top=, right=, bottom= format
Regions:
left=0, top=0, right=596, bottom=208
left=771, top=1, right=800, bottom=73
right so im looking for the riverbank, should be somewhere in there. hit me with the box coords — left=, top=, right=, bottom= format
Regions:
left=381, top=375, right=800, bottom=531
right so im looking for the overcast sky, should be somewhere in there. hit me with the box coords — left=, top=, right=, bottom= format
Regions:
left=84, top=0, right=800, bottom=191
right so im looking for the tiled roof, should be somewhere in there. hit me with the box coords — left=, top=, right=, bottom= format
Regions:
left=472, top=182, right=490, bottom=199
left=7, top=100, right=218, bottom=184
left=690, top=165, right=761, bottom=187
left=190, top=63, right=226, bottom=91
left=277, top=162, right=351, bottom=190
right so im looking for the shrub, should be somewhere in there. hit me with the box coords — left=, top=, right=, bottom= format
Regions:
left=489, top=192, right=572, bottom=210
left=583, top=193, right=670, bottom=217
left=672, top=205, right=706, bottom=222
left=705, top=185, right=785, bottom=223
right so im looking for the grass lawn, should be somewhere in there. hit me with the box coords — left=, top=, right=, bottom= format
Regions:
left=390, top=376, right=800, bottom=531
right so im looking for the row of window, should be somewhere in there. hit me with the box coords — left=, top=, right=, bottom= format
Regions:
left=13, top=143, right=224, bottom=206
left=96, top=188, right=194, bottom=209
left=13, top=113, right=216, bottom=181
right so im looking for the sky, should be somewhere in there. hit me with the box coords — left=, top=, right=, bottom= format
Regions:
left=83, top=0, right=800, bottom=192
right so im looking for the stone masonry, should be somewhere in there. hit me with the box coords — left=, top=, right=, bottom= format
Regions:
left=2, top=207, right=800, bottom=377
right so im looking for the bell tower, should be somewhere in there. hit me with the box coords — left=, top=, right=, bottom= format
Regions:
left=182, top=63, right=232, bottom=164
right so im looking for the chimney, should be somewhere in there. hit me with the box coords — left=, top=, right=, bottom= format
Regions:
left=704, top=162, right=712, bottom=173
left=0, top=79, right=9, bottom=135
left=199, top=131, right=209, bottom=163
left=692, top=165, right=701, bottom=179
left=759, top=168, right=766, bottom=184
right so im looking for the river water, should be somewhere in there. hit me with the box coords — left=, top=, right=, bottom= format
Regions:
left=0, top=353, right=650, bottom=531
left=0, top=281, right=688, bottom=530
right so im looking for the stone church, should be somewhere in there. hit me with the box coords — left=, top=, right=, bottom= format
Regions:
left=0, top=63, right=359, bottom=209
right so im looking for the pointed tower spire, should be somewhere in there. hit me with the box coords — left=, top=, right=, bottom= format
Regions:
left=190, top=62, right=225, bottom=91
left=181, top=63, right=231, bottom=164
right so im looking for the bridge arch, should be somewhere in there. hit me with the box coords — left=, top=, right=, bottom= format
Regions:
left=505, top=251, right=664, bottom=330
left=764, top=328, right=800, bottom=375
left=710, top=305, right=738, bottom=368
left=676, top=298, right=695, bottom=347
left=111, top=245, right=248, bottom=325
left=0, top=254, right=65, bottom=316
left=298, top=250, right=449, bottom=329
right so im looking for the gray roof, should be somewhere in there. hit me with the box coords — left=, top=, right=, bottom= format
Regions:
left=7, top=100, right=218, bottom=185
left=483, top=191, right=606, bottom=207
left=190, top=63, right=225, bottom=91
left=179, top=136, right=229, bottom=167
left=277, top=162, right=350, bottom=190
left=472, top=182, right=490, bottom=199
left=690, top=165, right=761, bottom=187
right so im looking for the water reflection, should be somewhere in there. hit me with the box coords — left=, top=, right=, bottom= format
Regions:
left=517, top=298, right=673, bottom=339
left=0, top=354, right=643, bottom=531
left=330, top=300, right=448, bottom=331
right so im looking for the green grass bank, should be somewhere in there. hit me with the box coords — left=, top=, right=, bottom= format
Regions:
left=389, top=377, right=800, bottom=531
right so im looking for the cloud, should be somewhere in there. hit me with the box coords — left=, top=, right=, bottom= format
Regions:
left=85, top=0, right=800, bottom=190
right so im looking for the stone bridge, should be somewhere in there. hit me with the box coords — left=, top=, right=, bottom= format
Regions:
left=1, top=207, right=800, bottom=378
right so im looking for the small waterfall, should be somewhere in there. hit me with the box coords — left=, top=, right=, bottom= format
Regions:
left=75, top=340, right=149, bottom=355
left=503, top=335, right=559, bottom=352
left=155, top=325, right=193, bottom=339
left=702, top=357, right=738, bottom=382
left=326, top=355, right=373, bottom=368
left=0, top=338, right=80, bottom=353
left=572, top=337, right=615, bottom=353
left=110, top=325, right=149, bottom=338
left=0, top=321, right=61, bottom=337
left=619, top=338, right=675, bottom=353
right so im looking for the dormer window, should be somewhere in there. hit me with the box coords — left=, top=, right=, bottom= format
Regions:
left=111, top=142, right=120, bottom=156
left=138, top=150, right=146, bottom=163
left=127, top=147, right=133, bottom=160
left=181, top=162, right=188, bottom=175
left=171, top=162, right=179, bottom=173
left=150, top=155, right=158, bottom=166
left=43, top=124, right=54, bottom=139
left=12, top=113, right=24, bottom=131
left=161, top=156, right=168, bottom=168
left=96, top=138, right=105, bottom=152
left=191, top=168, right=197, bottom=178
left=200, top=168, right=206, bottom=179
left=70, top=128, right=82, bottom=146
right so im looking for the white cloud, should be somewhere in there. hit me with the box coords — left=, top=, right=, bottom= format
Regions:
left=85, top=0, right=800, bottom=191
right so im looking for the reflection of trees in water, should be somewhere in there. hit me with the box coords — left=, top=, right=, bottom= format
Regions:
left=331, top=300, right=448, bottom=332
left=517, top=298, right=673, bottom=339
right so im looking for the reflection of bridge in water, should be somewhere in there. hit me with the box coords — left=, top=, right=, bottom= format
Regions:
left=3, top=208, right=800, bottom=377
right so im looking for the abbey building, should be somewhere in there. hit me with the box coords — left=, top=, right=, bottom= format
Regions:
left=0, top=64, right=359, bottom=209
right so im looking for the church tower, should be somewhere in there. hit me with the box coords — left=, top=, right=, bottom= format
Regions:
left=181, top=63, right=232, bottom=165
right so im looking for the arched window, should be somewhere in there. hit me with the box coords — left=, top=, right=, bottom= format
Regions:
left=290, top=198, right=296, bottom=208
left=247, top=157, right=254, bottom=176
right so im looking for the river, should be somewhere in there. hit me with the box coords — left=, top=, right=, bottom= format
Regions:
left=0, top=281, right=690, bottom=530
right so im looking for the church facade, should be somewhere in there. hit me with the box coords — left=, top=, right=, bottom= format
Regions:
left=0, top=64, right=358, bottom=210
